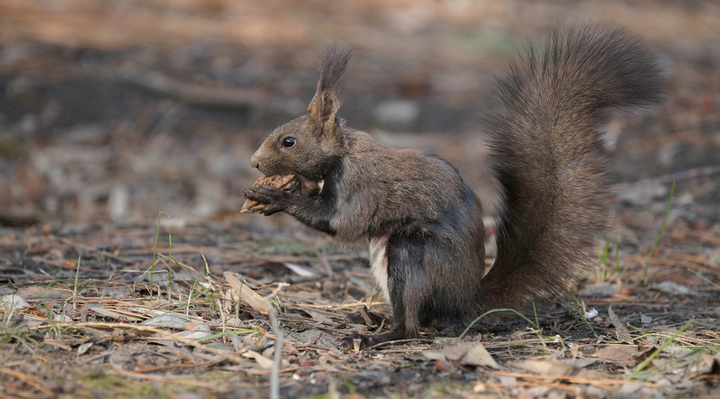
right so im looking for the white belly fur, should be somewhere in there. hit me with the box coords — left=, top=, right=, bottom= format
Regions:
left=368, top=236, right=389, bottom=302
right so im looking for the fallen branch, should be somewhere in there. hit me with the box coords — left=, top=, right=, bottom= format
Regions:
left=118, top=69, right=266, bottom=108
left=0, top=367, right=55, bottom=396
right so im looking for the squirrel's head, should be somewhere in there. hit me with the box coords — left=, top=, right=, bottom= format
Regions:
left=250, top=43, right=352, bottom=183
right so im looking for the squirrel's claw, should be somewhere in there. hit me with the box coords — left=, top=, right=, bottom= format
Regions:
left=245, top=184, right=290, bottom=203
left=244, top=184, right=295, bottom=215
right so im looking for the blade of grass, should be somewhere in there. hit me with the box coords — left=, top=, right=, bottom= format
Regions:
left=615, top=233, right=620, bottom=274
left=167, top=233, right=173, bottom=298
left=73, top=254, right=81, bottom=309
left=458, top=308, right=539, bottom=340
left=602, top=235, right=611, bottom=281
left=644, top=181, right=675, bottom=285
left=569, top=293, right=598, bottom=339
left=151, top=211, right=162, bottom=295
left=627, top=319, right=693, bottom=379
left=196, top=329, right=258, bottom=342
left=688, top=269, right=720, bottom=290
left=187, top=280, right=197, bottom=317
left=202, top=254, right=216, bottom=312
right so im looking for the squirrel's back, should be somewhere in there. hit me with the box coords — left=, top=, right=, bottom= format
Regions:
left=478, top=25, right=664, bottom=311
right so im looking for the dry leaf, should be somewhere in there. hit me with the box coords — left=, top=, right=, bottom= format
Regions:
left=692, top=355, right=720, bottom=384
left=243, top=350, right=275, bottom=369
left=142, top=312, right=192, bottom=329
left=591, top=345, right=637, bottom=364
left=284, top=262, right=316, bottom=278
left=224, top=271, right=273, bottom=314
left=0, top=294, right=30, bottom=309
left=435, top=359, right=457, bottom=372
left=608, top=305, right=630, bottom=342
left=569, top=359, right=598, bottom=369
left=512, top=360, right=571, bottom=375
left=77, top=342, right=93, bottom=356
left=91, top=307, right=141, bottom=322
left=422, top=351, right=445, bottom=361
left=633, top=347, right=660, bottom=369
left=440, top=342, right=499, bottom=369
left=443, top=342, right=471, bottom=361
left=463, top=342, right=500, bottom=369
left=473, top=381, right=487, bottom=392
left=13, top=286, right=73, bottom=300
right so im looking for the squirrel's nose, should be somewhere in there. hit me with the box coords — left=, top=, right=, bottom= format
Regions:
left=250, top=153, right=260, bottom=170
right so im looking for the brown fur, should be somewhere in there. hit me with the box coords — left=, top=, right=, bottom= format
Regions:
left=246, top=25, right=664, bottom=348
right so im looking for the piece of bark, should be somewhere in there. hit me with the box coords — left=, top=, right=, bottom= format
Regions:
left=241, top=174, right=300, bottom=214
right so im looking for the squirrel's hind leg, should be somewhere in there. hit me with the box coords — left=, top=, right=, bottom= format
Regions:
left=340, top=232, right=433, bottom=349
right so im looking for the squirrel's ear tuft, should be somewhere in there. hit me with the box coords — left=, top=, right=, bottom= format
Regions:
left=307, top=42, right=352, bottom=130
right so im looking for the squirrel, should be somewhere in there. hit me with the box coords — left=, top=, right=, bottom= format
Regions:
left=245, top=24, right=664, bottom=348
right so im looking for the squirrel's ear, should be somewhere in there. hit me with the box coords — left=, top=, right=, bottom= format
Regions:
left=307, top=43, right=351, bottom=132
left=307, top=87, right=341, bottom=127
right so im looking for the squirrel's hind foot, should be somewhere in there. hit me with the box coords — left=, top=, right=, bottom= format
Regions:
left=344, top=310, right=392, bottom=327
left=339, top=329, right=409, bottom=351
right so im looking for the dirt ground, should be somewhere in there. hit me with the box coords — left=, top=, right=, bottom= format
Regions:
left=1, top=1, right=720, bottom=398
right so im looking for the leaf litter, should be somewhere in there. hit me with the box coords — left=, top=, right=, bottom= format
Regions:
left=0, top=210, right=719, bottom=398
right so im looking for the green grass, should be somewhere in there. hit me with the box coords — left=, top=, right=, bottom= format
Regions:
left=627, top=319, right=693, bottom=379
left=151, top=211, right=162, bottom=296
left=0, top=322, right=38, bottom=352
left=458, top=308, right=541, bottom=340
left=644, top=181, right=676, bottom=285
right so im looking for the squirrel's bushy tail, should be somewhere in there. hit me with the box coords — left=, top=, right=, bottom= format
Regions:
left=478, top=24, right=664, bottom=311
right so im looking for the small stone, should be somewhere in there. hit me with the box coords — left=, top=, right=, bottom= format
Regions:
left=657, top=281, right=690, bottom=296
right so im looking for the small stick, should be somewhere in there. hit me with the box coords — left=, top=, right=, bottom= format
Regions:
left=264, top=283, right=289, bottom=399
left=617, top=164, right=720, bottom=189
left=0, top=367, right=55, bottom=396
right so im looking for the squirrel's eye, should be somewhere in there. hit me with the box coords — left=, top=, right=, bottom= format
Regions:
left=282, top=137, right=296, bottom=148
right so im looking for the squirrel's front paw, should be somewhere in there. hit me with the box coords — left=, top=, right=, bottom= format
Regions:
left=244, top=184, right=295, bottom=215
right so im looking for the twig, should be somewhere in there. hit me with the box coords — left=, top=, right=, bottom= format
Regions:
left=39, top=259, right=104, bottom=274
left=245, top=367, right=297, bottom=376
left=320, top=250, right=334, bottom=278
left=118, top=69, right=265, bottom=108
left=617, top=165, right=720, bottom=190
left=264, top=283, right=288, bottom=399
left=131, top=357, right=225, bottom=373
left=0, top=367, right=55, bottom=396
left=628, top=254, right=715, bottom=272
left=56, top=237, right=135, bottom=264
left=366, top=338, right=434, bottom=350
left=106, top=369, right=227, bottom=391
left=491, top=370, right=658, bottom=388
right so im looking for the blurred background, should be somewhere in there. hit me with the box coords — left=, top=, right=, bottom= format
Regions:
left=0, top=0, right=718, bottom=231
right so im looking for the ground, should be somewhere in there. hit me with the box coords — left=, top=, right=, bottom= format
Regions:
left=1, top=1, right=720, bottom=398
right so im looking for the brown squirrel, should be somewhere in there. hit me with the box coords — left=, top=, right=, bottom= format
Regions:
left=245, top=24, right=664, bottom=348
